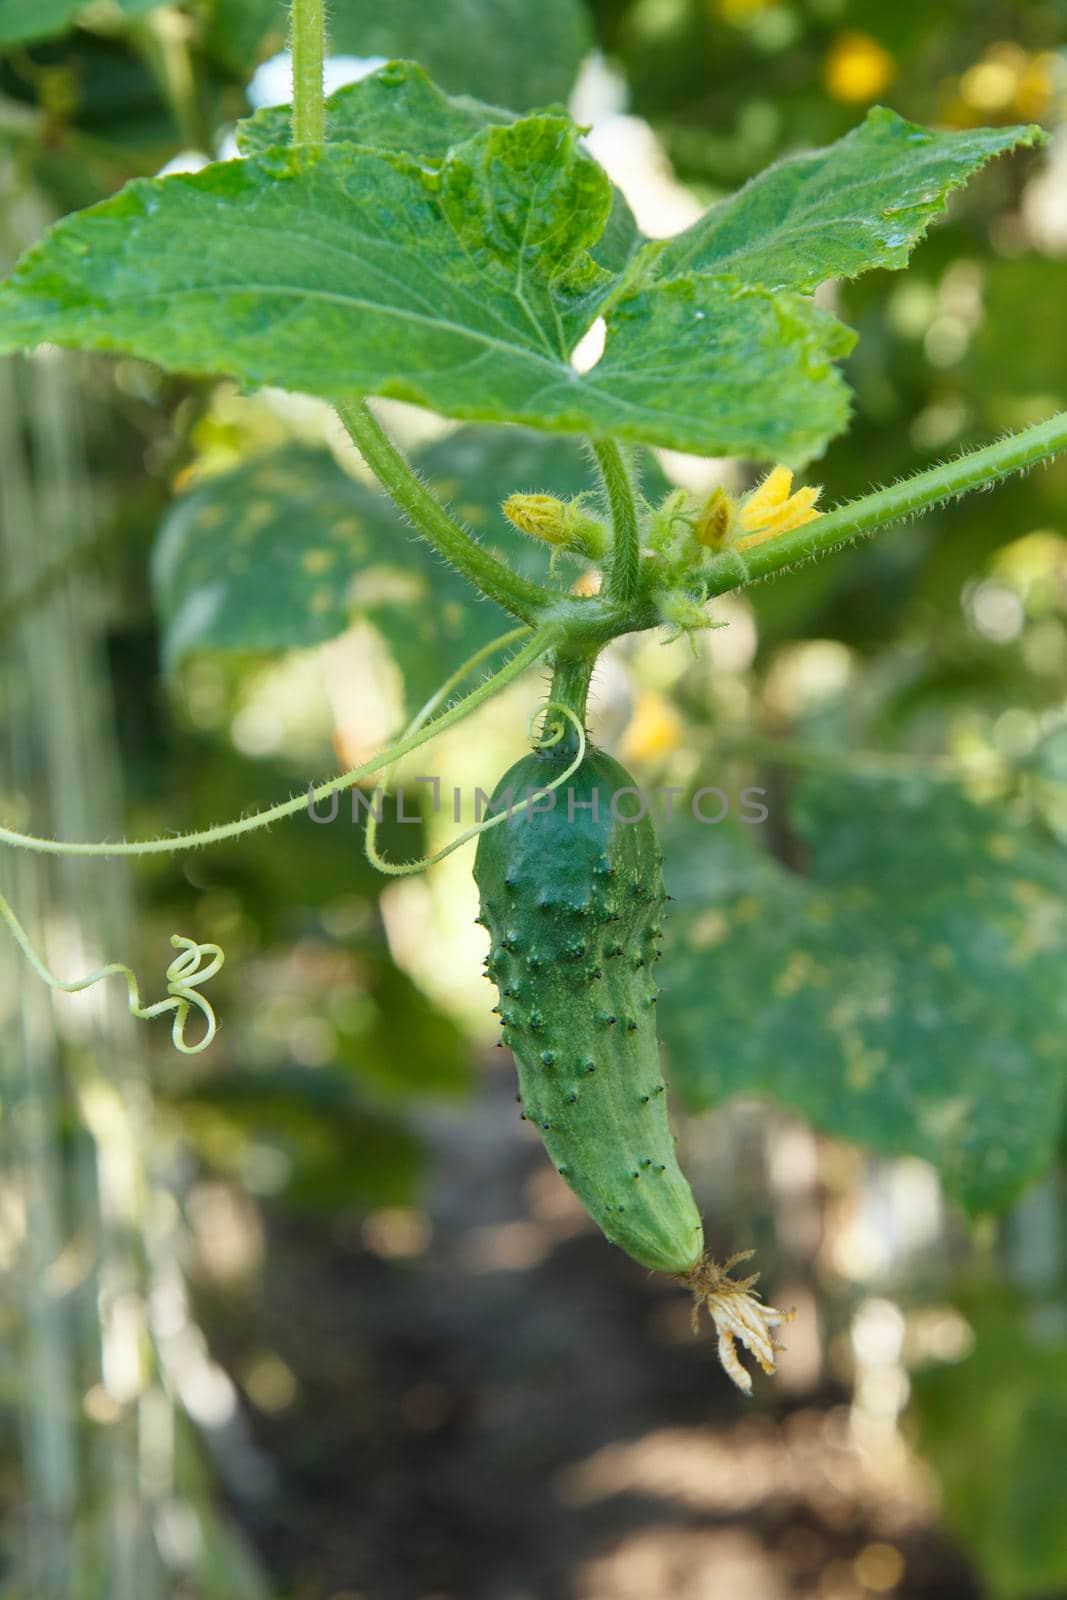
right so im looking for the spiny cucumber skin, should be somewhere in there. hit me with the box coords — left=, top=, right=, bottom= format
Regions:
left=473, top=746, right=704, bottom=1276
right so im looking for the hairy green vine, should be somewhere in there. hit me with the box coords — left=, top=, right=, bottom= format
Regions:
left=0, top=625, right=560, bottom=858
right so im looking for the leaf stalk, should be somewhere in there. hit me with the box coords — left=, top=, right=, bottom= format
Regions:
left=592, top=438, right=642, bottom=607
left=289, top=0, right=325, bottom=144
left=336, top=397, right=555, bottom=622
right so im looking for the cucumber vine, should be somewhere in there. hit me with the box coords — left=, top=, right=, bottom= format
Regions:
left=2, top=0, right=1067, bottom=1390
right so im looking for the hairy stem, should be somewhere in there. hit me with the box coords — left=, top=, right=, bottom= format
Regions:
left=0, top=627, right=560, bottom=858
left=289, top=0, right=325, bottom=144
left=592, top=439, right=641, bottom=607
left=708, top=410, right=1067, bottom=595
left=337, top=397, right=554, bottom=621
left=549, top=651, right=596, bottom=730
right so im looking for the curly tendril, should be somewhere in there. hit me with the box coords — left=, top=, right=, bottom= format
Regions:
left=0, top=626, right=560, bottom=1052
left=365, top=695, right=587, bottom=877
left=0, top=891, right=224, bottom=1054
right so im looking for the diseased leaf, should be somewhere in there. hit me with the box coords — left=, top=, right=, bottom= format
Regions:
left=235, top=61, right=643, bottom=278
left=151, top=430, right=668, bottom=710
left=0, top=133, right=852, bottom=462
left=151, top=446, right=396, bottom=664
left=654, top=108, right=1045, bottom=291
left=661, top=778, right=1067, bottom=1213
left=151, top=442, right=522, bottom=712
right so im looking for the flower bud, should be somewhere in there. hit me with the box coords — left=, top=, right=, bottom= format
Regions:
left=502, top=493, right=609, bottom=559
left=502, top=492, right=570, bottom=545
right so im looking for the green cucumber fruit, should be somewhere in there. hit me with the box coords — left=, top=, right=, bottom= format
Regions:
left=473, top=742, right=705, bottom=1275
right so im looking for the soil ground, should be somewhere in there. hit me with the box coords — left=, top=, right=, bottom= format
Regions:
left=207, top=1060, right=984, bottom=1600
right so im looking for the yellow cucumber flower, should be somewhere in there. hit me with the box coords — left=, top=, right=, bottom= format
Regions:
left=734, top=465, right=822, bottom=551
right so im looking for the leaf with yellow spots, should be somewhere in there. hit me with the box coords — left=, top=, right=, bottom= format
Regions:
left=151, top=429, right=668, bottom=715
left=660, top=778, right=1067, bottom=1213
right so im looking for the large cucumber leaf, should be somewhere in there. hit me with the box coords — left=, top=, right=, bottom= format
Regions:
left=0, top=90, right=1044, bottom=463
left=661, top=776, right=1067, bottom=1214
left=0, top=123, right=852, bottom=462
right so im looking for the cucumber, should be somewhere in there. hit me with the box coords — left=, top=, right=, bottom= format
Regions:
left=473, top=743, right=705, bottom=1275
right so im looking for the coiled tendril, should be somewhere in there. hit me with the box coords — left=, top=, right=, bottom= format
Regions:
left=0, top=892, right=223, bottom=1054
left=365, top=697, right=587, bottom=876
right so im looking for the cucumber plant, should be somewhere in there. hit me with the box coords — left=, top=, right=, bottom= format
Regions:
left=2, top=0, right=1066, bottom=1391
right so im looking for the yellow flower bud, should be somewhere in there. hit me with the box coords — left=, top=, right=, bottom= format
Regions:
left=502, top=492, right=570, bottom=546
left=501, top=492, right=609, bottom=559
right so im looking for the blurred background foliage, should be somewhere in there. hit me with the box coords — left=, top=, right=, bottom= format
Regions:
left=2, top=1, right=1067, bottom=1597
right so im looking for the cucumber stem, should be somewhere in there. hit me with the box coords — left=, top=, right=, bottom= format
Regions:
left=336, top=397, right=553, bottom=622
left=707, top=409, right=1067, bottom=594
left=289, top=0, right=325, bottom=144
left=549, top=651, right=596, bottom=748
left=592, top=438, right=641, bottom=607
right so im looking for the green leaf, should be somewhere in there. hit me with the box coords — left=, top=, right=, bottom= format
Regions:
left=438, top=116, right=616, bottom=350
left=653, top=108, right=1045, bottom=292
left=151, top=430, right=669, bottom=710
left=661, top=777, right=1067, bottom=1213
left=0, top=134, right=852, bottom=461
left=324, top=0, right=593, bottom=112
left=203, top=0, right=286, bottom=78
left=588, top=275, right=852, bottom=463
left=235, top=61, right=643, bottom=279
left=151, top=442, right=523, bottom=712
left=236, top=58, right=516, bottom=161
left=0, top=0, right=163, bottom=46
